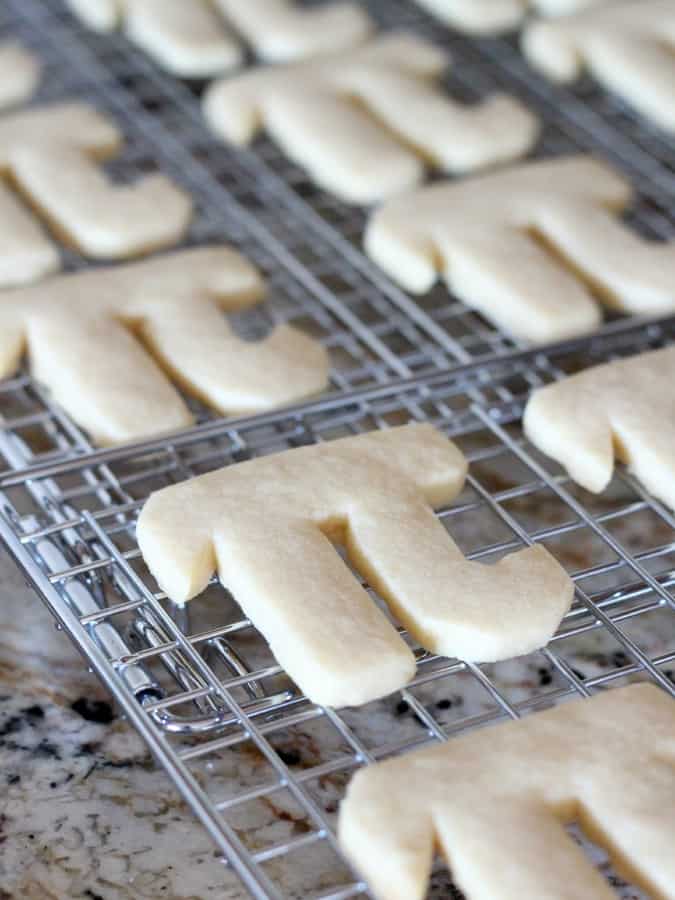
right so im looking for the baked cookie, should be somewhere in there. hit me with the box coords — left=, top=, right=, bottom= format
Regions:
left=365, top=155, right=675, bottom=342
left=65, top=0, right=119, bottom=31
left=0, top=247, right=329, bottom=446
left=203, top=33, right=539, bottom=203
left=124, top=0, right=243, bottom=78
left=523, top=1, right=675, bottom=133
left=0, top=102, right=192, bottom=264
left=137, top=423, right=572, bottom=707
left=524, top=346, right=675, bottom=509
left=339, top=683, right=675, bottom=900
left=66, top=0, right=372, bottom=75
left=216, top=0, right=373, bottom=62
left=0, top=43, right=41, bottom=109
left=415, top=0, right=617, bottom=34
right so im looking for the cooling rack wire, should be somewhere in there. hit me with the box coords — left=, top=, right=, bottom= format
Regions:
left=1, top=1, right=675, bottom=897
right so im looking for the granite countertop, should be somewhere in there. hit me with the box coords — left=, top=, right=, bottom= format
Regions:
left=0, top=549, right=254, bottom=900
left=0, top=475, right=667, bottom=900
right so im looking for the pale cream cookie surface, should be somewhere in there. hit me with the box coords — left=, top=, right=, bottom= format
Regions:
left=365, top=155, right=675, bottom=342
left=0, top=44, right=58, bottom=286
left=0, top=246, right=329, bottom=446
left=339, top=683, right=675, bottom=900
left=523, top=1, right=675, bottom=133
left=524, top=345, right=675, bottom=509
left=216, top=0, right=373, bottom=62
left=137, top=423, right=573, bottom=707
left=415, top=0, right=621, bottom=34
left=65, top=0, right=372, bottom=75
left=0, top=102, right=192, bottom=275
left=203, top=33, right=539, bottom=203
left=0, top=43, right=41, bottom=110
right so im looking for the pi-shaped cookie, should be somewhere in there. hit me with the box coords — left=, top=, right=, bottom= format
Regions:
left=340, top=683, right=675, bottom=900
left=0, top=102, right=192, bottom=285
left=414, top=0, right=612, bottom=34
left=137, top=424, right=573, bottom=707
left=523, top=1, right=675, bottom=133
left=524, top=346, right=675, bottom=509
left=0, top=43, right=40, bottom=110
left=203, top=33, right=539, bottom=203
left=0, top=246, right=328, bottom=446
left=65, top=0, right=372, bottom=76
left=365, top=155, right=675, bottom=343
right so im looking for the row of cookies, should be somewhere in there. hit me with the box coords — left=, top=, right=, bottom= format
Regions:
left=67, top=0, right=675, bottom=347
left=198, top=0, right=675, bottom=343
left=0, top=42, right=331, bottom=445
left=64, top=0, right=675, bottom=144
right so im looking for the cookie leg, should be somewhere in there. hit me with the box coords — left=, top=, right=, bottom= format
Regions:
left=263, top=89, right=424, bottom=204
left=11, top=145, right=192, bottom=259
left=536, top=200, right=675, bottom=315
left=435, top=803, right=617, bottom=900
left=27, top=314, right=193, bottom=445
left=444, top=228, right=601, bottom=342
left=212, top=519, right=416, bottom=707
left=346, top=499, right=572, bottom=662
left=139, top=299, right=328, bottom=416
left=584, top=33, right=675, bottom=134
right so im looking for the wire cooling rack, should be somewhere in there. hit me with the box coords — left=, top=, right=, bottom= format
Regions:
left=46, top=0, right=675, bottom=347
left=1, top=0, right=675, bottom=898
left=2, top=319, right=675, bottom=899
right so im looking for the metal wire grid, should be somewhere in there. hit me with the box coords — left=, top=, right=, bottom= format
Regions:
left=2, top=319, right=675, bottom=899
left=1, top=2, right=674, bottom=897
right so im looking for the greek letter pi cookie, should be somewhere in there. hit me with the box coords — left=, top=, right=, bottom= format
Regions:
left=523, top=1, right=675, bottom=133
left=340, top=683, right=675, bottom=900
left=137, top=424, right=572, bottom=707
left=524, top=346, right=675, bottom=509
left=203, top=33, right=539, bottom=203
left=366, top=155, right=675, bottom=342
left=0, top=247, right=329, bottom=446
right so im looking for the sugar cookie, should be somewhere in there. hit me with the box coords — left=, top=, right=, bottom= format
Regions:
left=137, top=424, right=572, bottom=707
left=524, top=346, right=675, bottom=509
left=216, top=0, right=373, bottom=62
left=0, top=247, right=329, bottom=446
left=523, top=1, right=675, bottom=133
left=203, top=33, right=539, bottom=203
left=340, top=683, right=675, bottom=900
left=366, top=155, right=675, bottom=342
left=124, top=0, right=242, bottom=78
left=0, top=44, right=41, bottom=109
left=0, top=102, right=192, bottom=260
left=415, top=0, right=618, bottom=34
